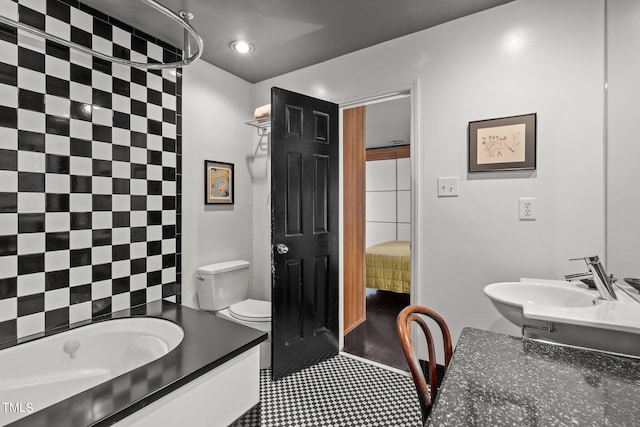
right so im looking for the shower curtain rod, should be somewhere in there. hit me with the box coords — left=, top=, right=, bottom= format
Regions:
left=0, top=0, right=203, bottom=69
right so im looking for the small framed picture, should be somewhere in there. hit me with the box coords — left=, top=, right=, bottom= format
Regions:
left=204, top=160, right=234, bottom=204
left=468, top=113, right=536, bottom=172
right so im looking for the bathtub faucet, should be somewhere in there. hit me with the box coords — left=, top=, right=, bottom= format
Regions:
left=565, top=256, right=617, bottom=301
left=63, top=339, right=80, bottom=359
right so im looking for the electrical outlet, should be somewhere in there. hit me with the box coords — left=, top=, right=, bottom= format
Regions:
left=519, top=197, right=536, bottom=220
left=437, top=177, right=459, bottom=197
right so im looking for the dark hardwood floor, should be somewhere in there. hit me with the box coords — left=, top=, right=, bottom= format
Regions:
left=343, top=289, right=410, bottom=371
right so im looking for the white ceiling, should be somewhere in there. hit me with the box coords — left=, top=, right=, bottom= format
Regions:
left=365, top=98, right=411, bottom=149
left=80, top=0, right=514, bottom=83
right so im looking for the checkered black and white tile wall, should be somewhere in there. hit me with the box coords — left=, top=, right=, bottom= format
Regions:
left=0, top=0, right=182, bottom=342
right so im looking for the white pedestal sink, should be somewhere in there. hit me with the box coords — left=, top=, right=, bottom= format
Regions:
left=484, top=280, right=640, bottom=357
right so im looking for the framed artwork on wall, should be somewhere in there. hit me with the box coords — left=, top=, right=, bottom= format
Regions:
left=468, top=113, right=536, bottom=172
left=204, top=160, right=234, bottom=204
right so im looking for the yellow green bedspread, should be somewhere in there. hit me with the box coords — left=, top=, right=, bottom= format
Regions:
left=365, top=240, right=411, bottom=293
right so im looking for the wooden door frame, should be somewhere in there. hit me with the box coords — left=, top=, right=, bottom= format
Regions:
left=337, top=81, right=421, bottom=350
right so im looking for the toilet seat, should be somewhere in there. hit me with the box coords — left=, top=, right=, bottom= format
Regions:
left=229, top=299, right=271, bottom=322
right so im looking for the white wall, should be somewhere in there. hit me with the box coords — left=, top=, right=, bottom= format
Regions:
left=181, top=61, right=254, bottom=308
left=250, top=131, right=271, bottom=302
left=251, top=0, right=606, bottom=345
left=607, top=0, right=640, bottom=281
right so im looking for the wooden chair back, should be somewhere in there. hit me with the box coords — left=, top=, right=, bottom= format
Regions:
left=397, top=305, right=453, bottom=423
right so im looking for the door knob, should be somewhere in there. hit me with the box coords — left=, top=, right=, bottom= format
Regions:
left=276, top=243, right=289, bottom=254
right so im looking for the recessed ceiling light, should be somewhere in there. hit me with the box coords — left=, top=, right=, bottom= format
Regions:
left=230, top=40, right=253, bottom=54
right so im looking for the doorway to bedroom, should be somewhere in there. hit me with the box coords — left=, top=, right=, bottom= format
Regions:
left=342, top=93, right=412, bottom=372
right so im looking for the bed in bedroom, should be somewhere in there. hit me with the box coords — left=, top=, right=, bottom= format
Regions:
left=365, top=240, right=411, bottom=294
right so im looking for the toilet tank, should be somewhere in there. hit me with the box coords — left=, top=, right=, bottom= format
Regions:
left=196, top=260, right=250, bottom=311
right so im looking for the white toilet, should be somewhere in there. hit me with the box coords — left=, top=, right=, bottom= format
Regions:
left=195, top=260, right=271, bottom=369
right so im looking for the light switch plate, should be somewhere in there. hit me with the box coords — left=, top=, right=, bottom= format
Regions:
left=437, top=177, right=459, bottom=197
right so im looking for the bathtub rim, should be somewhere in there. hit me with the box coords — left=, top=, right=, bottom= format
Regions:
left=0, top=316, right=185, bottom=356
left=4, top=300, right=267, bottom=427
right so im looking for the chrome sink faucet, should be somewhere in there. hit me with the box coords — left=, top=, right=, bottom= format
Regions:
left=565, top=256, right=617, bottom=301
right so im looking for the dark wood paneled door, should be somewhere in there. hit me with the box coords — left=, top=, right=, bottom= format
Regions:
left=271, top=87, right=339, bottom=380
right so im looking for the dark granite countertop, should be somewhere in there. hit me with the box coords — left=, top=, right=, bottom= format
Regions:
left=7, top=300, right=267, bottom=427
left=427, top=327, right=640, bottom=426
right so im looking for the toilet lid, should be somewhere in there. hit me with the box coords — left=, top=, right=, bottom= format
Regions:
left=229, top=299, right=271, bottom=322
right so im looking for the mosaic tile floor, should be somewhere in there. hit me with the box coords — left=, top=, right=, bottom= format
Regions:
left=231, top=354, right=422, bottom=427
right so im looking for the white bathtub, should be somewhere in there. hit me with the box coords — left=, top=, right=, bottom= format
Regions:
left=0, top=317, right=184, bottom=426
